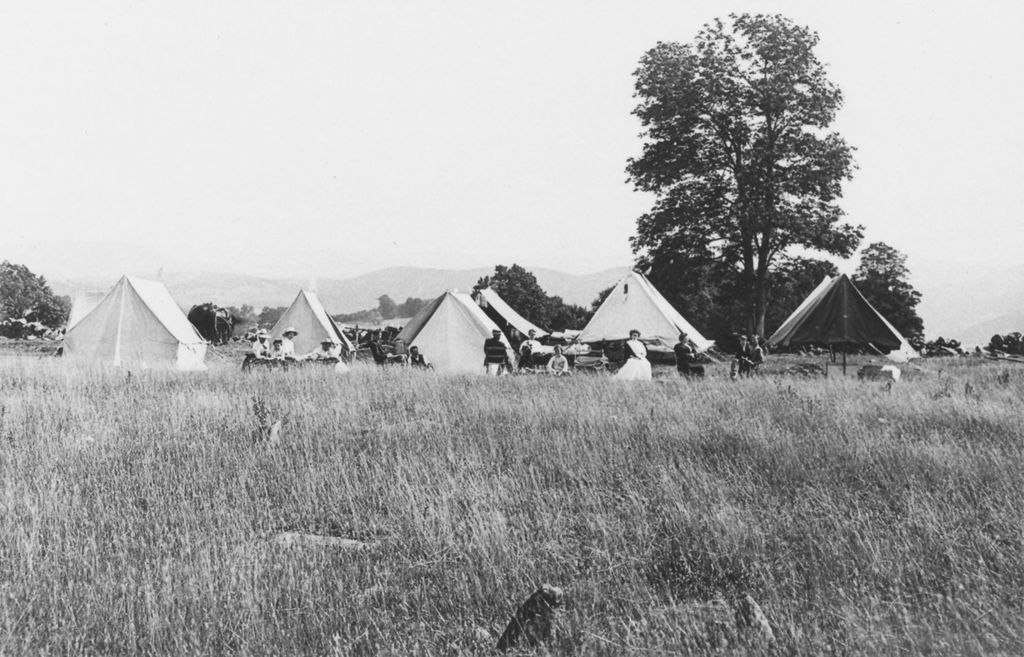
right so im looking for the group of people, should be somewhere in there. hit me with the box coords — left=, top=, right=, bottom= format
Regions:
left=483, top=328, right=572, bottom=376
left=247, top=324, right=766, bottom=379
left=371, top=338, right=433, bottom=369
left=246, top=326, right=348, bottom=369
left=481, top=327, right=766, bottom=381
left=731, top=334, right=766, bottom=379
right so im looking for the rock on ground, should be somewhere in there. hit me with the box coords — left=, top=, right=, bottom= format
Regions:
left=272, top=532, right=369, bottom=550
left=496, top=584, right=563, bottom=651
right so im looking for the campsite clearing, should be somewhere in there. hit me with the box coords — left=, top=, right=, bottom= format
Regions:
left=0, top=355, right=1021, bottom=655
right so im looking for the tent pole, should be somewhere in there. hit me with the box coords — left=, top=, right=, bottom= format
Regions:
left=842, top=349, right=847, bottom=375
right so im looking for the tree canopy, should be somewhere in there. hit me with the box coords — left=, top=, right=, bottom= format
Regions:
left=476, top=264, right=591, bottom=331
left=627, top=13, right=862, bottom=337
left=0, top=261, right=70, bottom=329
left=854, top=242, right=924, bottom=339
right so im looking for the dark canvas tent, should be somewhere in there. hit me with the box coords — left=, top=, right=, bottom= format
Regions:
left=768, top=274, right=904, bottom=357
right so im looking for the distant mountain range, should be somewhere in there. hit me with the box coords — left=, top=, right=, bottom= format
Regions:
left=50, top=266, right=630, bottom=315
left=911, top=261, right=1024, bottom=345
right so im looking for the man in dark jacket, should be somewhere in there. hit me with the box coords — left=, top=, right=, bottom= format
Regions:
left=483, top=329, right=510, bottom=375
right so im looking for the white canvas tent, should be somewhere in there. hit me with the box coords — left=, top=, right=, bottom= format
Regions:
left=67, top=291, right=107, bottom=331
left=577, top=271, right=713, bottom=351
left=396, top=291, right=514, bottom=373
left=61, top=276, right=207, bottom=370
left=473, top=287, right=548, bottom=338
left=271, top=290, right=354, bottom=355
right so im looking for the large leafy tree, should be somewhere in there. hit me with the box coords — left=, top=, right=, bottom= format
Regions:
left=854, top=242, right=924, bottom=339
left=628, top=13, right=862, bottom=336
left=0, top=261, right=70, bottom=328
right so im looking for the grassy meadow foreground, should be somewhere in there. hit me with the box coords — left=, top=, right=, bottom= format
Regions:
left=0, top=355, right=1022, bottom=655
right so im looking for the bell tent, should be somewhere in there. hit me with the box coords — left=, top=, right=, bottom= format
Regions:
left=770, top=275, right=918, bottom=363
left=61, top=276, right=207, bottom=370
left=271, top=290, right=354, bottom=355
left=66, top=291, right=107, bottom=331
left=767, top=274, right=917, bottom=369
left=577, top=271, right=713, bottom=351
left=396, top=291, right=514, bottom=373
left=472, top=287, right=547, bottom=339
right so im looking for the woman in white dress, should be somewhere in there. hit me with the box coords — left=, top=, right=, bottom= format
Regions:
left=614, top=329, right=652, bottom=381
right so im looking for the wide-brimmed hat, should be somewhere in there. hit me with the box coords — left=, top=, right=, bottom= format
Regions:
left=320, top=338, right=334, bottom=345
left=283, top=327, right=299, bottom=336
left=491, top=329, right=502, bottom=334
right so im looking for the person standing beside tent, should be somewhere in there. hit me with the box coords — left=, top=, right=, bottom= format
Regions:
left=731, top=335, right=750, bottom=379
left=614, top=329, right=652, bottom=381
left=484, top=329, right=511, bottom=375
left=747, top=335, right=765, bottom=374
left=674, top=332, right=704, bottom=378
left=732, top=334, right=764, bottom=379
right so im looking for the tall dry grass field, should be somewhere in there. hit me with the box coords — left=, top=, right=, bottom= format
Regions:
left=0, top=356, right=1021, bottom=655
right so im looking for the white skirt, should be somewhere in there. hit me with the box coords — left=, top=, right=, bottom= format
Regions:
left=615, top=357, right=652, bottom=381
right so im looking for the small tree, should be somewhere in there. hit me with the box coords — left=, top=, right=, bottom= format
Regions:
left=0, top=261, right=70, bottom=328
left=377, top=295, right=398, bottom=320
left=476, top=265, right=553, bottom=328
left=396, top=297, right=427, bottom=318
left=257, top=306, right=286, bottom=328
left=477, top=264, right=593, bottom=331
left=590, top=285, right=615, bottom=313
left=227, top=304, right=257, bottom=331
left=546, top=296, right=590, bottom=332
left=854, top=242, right=924, bottom=339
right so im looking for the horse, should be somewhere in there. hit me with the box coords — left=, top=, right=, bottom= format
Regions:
left=187, top=303, right=235, bottom=345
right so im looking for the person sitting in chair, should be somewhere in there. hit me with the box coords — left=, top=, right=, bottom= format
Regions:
left=409, top=345, right=432, bottom=369
left=279, top=327, right=299, bottom=360
left=614, top=329, right=652, bottom=381
left=519, top=329, right=542, bottom=370
left=242, top=330, right=272, bottom=369
left=250, top=330, right=271, bottom=359
left=306, top=339, right=340, bottom=362
left=674, top=332, right=705, bottom=378
left=388, top=337, right=409, bottom=365
left=546, top=345, right=571, bottom=376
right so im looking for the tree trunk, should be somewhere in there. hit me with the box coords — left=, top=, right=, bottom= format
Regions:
left=754, top=279, right=767, bottom=338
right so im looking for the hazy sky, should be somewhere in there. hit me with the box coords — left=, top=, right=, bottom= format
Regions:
left=3, top=1, right=1023, bottom=279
